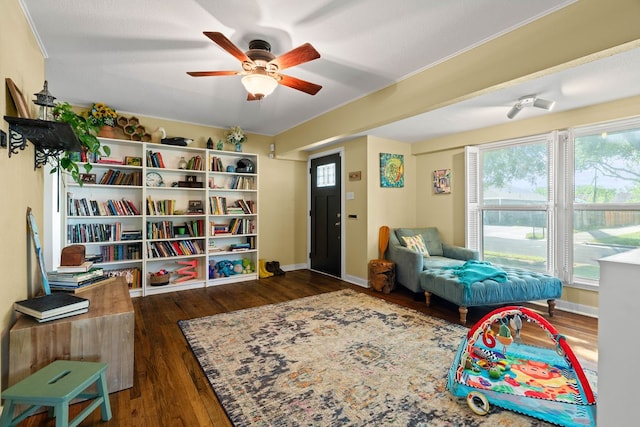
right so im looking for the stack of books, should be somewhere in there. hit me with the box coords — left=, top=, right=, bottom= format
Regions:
left=14, top=293, right=90, bottom=322
left=47, top=263, right=114, bottom=293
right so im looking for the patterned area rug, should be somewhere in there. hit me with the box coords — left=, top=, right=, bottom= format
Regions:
left=179, top=290, right=577, bottom=426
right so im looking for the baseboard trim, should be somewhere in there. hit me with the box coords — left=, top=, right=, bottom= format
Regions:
left=282, top=263, right=307, bottom=272
left=343, top=274, right=368, bottom=288
left=529, top=299, right=599, bottom=318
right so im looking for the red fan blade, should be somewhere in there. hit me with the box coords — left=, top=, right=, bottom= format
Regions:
left=204, top=31, right=252, bottom=64
left=278, top=74, right=322, bottom=95
left=270, top=43, right=320, bottom=70
left=247, top=93, right=261, bottom=101
left=187, top=70, right=240, bottom=77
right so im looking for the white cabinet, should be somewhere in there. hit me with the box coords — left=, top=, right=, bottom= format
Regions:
left=597, top=249, right=640, bottom=426
left=62, top=137, right=258, bottom=297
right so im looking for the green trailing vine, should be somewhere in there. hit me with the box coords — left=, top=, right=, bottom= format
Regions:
left=51, top=102, right=111, bottom=185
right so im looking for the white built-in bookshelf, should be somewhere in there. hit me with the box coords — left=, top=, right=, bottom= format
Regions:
left=62, top=137, right=258, bottom=297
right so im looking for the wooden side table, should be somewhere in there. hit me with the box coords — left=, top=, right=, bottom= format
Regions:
left=368, top=259, right=396, bottom=293
left=9, top=277, right=134, bottom=393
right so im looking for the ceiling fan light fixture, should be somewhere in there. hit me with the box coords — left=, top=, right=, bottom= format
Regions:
left=506, top=103, right=523, bottom=119
left=241, top=73, right=278, bottom=99
left=507, top=94, right=555, bottom=119
left=533, top=98, right=555, bottom=110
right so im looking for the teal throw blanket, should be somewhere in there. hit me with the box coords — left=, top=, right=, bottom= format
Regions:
left=449, top=260, right=508, bottom=287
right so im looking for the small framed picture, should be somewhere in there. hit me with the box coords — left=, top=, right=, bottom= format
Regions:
left=80, top=173, right=96, bottom=184
left=125, top=156, right=142, bottom=166
left=186, top=175, right=197, bottom=183
left=188, top=200, right=204, bottom=213
left=433, top=169, right=451, bottom=194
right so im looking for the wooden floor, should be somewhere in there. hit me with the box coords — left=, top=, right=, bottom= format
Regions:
left=17, top=269, right=598, bottom=426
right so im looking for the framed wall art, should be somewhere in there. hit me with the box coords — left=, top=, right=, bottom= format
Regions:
left=380, top=153, right=404, bottom=188
left=433, top=169, right=451, bottom=194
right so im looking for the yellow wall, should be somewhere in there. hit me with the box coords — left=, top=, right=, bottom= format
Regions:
left=414, top=149, right=466, bottom=247
left=367, top=137, right=416, bottom=260
left=343, top=138, right=369, bottom=279
left=0, top=0, right=46, bottom=390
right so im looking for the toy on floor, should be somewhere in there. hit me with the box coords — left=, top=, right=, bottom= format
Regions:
left=447, top=306, right=596, bottom=426
left=210, top=258, right=255, bottom=278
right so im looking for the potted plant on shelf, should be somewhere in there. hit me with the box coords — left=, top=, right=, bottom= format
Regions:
left=52, top=102, right=111, bottom=185
left=83, top=102, right=118, bottom=138
left=225, top=125, right=246, bottom=152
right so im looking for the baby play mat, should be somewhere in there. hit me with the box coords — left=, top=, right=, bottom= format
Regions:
left=447, top=306, right=596, bottom=426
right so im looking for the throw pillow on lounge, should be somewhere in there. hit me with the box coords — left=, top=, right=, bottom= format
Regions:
left=387, top=227, right=478, bottom=294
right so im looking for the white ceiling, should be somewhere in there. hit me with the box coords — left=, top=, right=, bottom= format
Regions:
left=19, top=0, right=640, bottom=144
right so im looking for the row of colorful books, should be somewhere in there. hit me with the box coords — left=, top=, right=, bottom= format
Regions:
left=98, top=169, right=142, bottom=186
left=68, top=196, right=140, bottom=217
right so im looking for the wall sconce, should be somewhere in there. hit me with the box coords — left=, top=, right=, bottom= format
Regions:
left=269, top=143, right=275, bottom=159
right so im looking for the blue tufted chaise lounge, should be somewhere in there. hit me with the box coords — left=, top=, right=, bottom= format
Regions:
left=387, top=227, right=563, bottom=324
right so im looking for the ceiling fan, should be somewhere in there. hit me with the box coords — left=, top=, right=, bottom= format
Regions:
left=507, top=94, right=556, bottom=119
left=187, top=32, right=322, bottom=100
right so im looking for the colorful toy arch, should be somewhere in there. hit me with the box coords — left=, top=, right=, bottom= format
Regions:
left=448, top=306, right=596, bottom=426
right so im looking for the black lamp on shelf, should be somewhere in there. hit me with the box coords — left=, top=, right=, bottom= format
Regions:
left=3, top=81, right=81, bottom=169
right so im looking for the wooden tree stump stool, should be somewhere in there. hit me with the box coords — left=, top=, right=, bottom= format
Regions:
left=0, top=360, right=112, bottom=427
left=369, top=259, right=396, bottom=293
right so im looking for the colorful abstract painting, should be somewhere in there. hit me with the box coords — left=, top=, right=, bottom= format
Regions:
left=380, top=153, right=404, bottom=187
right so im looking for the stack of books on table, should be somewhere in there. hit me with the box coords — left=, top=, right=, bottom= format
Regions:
left=14, top=293, right=90, bottom=322
left=47, top=266, right=114, bottom=293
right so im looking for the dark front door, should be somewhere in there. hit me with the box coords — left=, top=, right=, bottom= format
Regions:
left=310, top=153, right=341, bottom=277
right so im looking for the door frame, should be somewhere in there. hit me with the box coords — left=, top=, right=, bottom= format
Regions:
left=307, top=147, right=345, bottom=278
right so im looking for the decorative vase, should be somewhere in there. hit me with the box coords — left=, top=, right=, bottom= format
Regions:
left=178, top=156, right=187, bottom=169
left=235, top=143, right=242, bottom=152
left=216, top=140, right=224, bottom=150
left=98, top=125, right=115, bottom=138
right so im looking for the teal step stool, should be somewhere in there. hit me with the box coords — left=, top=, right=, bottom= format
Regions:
left=0, top=360, right=112, bottom=427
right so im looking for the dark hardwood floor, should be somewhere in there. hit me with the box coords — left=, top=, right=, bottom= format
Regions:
left=18, top=270, right=598, bottom=426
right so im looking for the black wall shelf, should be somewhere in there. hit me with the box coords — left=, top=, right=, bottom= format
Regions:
left=3, top=116, right=82, bottom=168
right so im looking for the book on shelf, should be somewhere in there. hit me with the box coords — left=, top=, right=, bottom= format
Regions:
left=47, top=267, right=104, bottom=283
left=230, top=243, right=251, bottom=252
left=48, top=273, right=109, bottom=289
left=56, top=261, right=94, bottom=273
left=121, top=230, right=142, bottom=241
left=14, top=293, right=90, bottom=321
left=146, top=150, right=166, bottom=168
left=210, top=156, right=224, bottom=172
left=97, top=157, right=124, bottom=165
left=97, top=169, right=142, bottom=186
left=50, top=276, right=117, bottom=294
left=186, top=155, right=202, bottom=171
